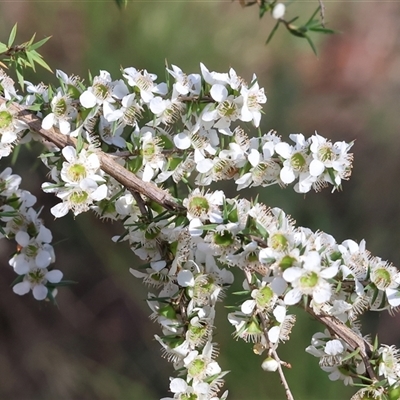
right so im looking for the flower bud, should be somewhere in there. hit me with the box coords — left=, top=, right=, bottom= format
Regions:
left=272, top=3, right=285, bottom=20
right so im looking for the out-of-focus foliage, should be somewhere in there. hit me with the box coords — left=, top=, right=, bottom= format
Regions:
left=0, top=1, right=399, bottom=400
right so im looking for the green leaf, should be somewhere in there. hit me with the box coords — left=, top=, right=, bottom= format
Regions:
left=76, top=130, right=85, bottom=153
left=309, top=27, right=335, bottom=34
left=28, top=35, right=51, bottom=51
left=305, top=34, right=317, bottom=55
left=8, top=24, right=17, bottom=48
left=0, top=42, right=8, bottom=53
left=28, top=50, right=53, bottom=72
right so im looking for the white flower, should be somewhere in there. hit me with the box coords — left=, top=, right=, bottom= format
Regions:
left=13, top=268, right=63, bottom=300
left=0, top=69, right=21, bottom=100
left=45, top=178, right=108, bottom=218
left=0, top=103, right=28, bottom=157
left=283, top=251, right=338, bottom=305
left=167, top=64, right=201, bottom=97
left=59, top=146, right=103, bottom=184
left=240, top=76, right=267, bottom=127
left=378, top=345, right=400, bottom=386
left=80, top=70, right=128, bottom=110
left=123, top=67, right=167, bottom=103
left=275, top=133, right=311, bottom=190
left=140, top=129, right=166, bottom=182
left=42, top=90, right=76, bottom=135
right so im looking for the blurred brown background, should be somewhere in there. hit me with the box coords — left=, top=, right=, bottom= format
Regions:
left=0, top=1, right=400, bottom=399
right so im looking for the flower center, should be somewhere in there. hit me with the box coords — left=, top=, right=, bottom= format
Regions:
left=217, top=100, right=238, bottom=118
left=269, top=233, right=288, bottom=251
left=290, top=152, right=306, bottom=171
left=300, top=271, right=319, bottom=289
left=67, top=164, right=87, bottom=182
left=70, top=191, right=89, bottom=204
left=188, top=196, right=209, bottom=217
left=28, top=268, right=46, bottom=284
left=0, top=110, right=12, bottom=130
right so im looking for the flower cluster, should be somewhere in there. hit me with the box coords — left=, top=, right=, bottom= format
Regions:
left=9, top=64, right=353, bottom=194
left=0, top=168, right=62, bottom=300
left=0, top=62, right=398, bottom=399
left=41, top=146, right=107, bottom=218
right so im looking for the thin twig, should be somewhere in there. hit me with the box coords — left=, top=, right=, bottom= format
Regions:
left=318, top=0, right=325, bottom=27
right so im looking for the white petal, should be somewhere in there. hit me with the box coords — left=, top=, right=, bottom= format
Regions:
left=15, top=231, right=30, bottom=247
left=386, top=288, right=400, bottom=307
left=270, top=277, right=287, bottom=296
left=91, top=184, right=108, bottom=201
left=36, top=249, right=52, bottom=268
left=275, top=142, right=292, bottom=158
left=41, top=113, right=55, bottom=130
left=282, top=267, right=302, bottom=283
left=177, top=270, right=194, bottom=287
left=280, top=166, right=295, bottom=184
left=174, top=132, right=191, bottom=150
left=150, top=260, right=166, bottom=272
left=272, top=3, right=285, bottom=19
left=170, top=378, right=187, bottom=394
left=196, top=158, right=214, bottom=173
left=62, top=146, right=77, bottom=163
left=13, top=281, right=31, bottom=296
left=241, top=299, right=255, bottom=315
left=80, top=91, right=97, bottom=108
left=189, top=218, right=203, bottom=237
left=210, top=84, right=227, bottom=102
left=51, top=202, right=69, bottom=218
left=248, top=149, right=260, bottom=167
left=59, top=119, right=71, bottom=135
left=268, top=326, right=280, bottom=344
left=46, top=269, right=63, bottom=283
left=309, top=159, right=325, bottom=177
left=325, top=339, right=344, bottom=356
left=272, top=305, right=286, bottom=323
left=283, top=288, right=302, bottom=305
left=33, top=284, right=48, bottom=300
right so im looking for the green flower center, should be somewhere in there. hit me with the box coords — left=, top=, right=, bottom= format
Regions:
left=372, top=267, right=391, bottom=289
left=28, top=268, right=46, bottom=284
left=214, top=230, right=234, bottom=247
left=180, top=394, right=197, bottom=400
left=0, top=110, right=12, bottom=130
left=189, top=196, right=209, bottom=217
left=70, top=191, right=89, bottom=204
left=270, top=233, right=288, bottom=251
left=54, top=97, right=68, bottom=117
left=218, top=100, right=238, bottom=117
left=68, top=164, right=87, bottom=181
left=255, top=286, right=274, bottom=308
left=300, top=271, right=319, bottom=288
left=188, top=358, right=206, bottom=377
left=290, top=152, right=306, bottom=170
left=318, top=145, right=334, bottom=162
left=280, top=255, right=295, bottom=270
left=93, top=83, right=110, bottom=100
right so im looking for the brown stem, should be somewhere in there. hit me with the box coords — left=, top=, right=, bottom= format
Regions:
left=306, top=306, right=377, bottom=382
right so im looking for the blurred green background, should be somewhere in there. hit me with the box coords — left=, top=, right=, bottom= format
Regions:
left=1, top=1, right=400, bottom=399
